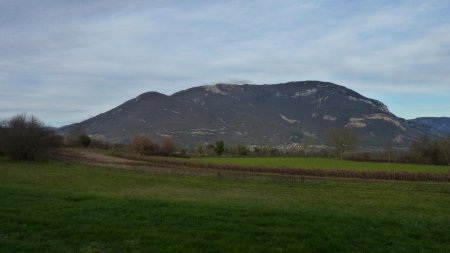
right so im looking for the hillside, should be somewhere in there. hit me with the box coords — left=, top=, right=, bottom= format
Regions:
left=59, top=81, right=435, bottom=148
left=410, top=117, right=450, bottom=134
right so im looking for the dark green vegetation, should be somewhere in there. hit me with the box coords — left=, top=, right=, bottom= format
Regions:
left=214, top=140, right=225, bottom=156
left=0, top=115, right=61, bottom=160
left=191, top=157, right=450, bottom=174
left=409, top=135, right=450, bottom=165
left=1, top=156, right=449, bottom=252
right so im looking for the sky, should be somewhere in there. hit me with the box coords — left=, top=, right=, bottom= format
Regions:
left=1, top=0, right=449, bottom=126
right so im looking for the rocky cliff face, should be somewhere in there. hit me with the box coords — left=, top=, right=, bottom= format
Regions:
left=59, top=81, right=435, bottom=148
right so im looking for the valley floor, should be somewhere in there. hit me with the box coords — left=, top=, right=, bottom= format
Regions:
left=0, top=153, right=449, bottom=252
left=191, top=156, right=450, bottom=173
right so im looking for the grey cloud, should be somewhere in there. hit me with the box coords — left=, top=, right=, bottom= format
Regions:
left=1, top=0, right=449, bottom=125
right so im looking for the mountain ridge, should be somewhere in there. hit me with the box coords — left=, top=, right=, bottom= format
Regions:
left=409, top=117, right=450, bottom=134
left=59, top=81, right=437, bottom=148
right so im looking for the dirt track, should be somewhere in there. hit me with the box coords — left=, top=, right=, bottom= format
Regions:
left=54, top=149, right=167, bottom=172
left=56, top=149, right=145, bottom=166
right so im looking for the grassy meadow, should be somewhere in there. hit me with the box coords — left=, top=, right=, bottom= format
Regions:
left=191, top=157, right=450, bottom=173
left=0, top=156, right=449, bottom=252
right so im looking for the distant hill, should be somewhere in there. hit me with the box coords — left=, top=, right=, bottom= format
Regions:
left=409, top=117, right=450, bottom=134
left=59, top=81, right=437, bottom=148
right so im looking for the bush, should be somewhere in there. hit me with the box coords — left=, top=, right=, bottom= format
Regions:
left=409, top=135, right=449, bottom=165
left=437, top=136, right=450, bottom=165
left=0, top=125, right=5, bottom=155
left=78, top=134, right=91, bottom=147
left=160, top=136, right=176, bottom=156
left=64, top=125, right=92, bottom=147
left=214, top=140, right=224, bottom=156
left=0, top=114, right=61, bottom=160
left=129, top=134, right=159, bottom=156
left=234, top=145, right=249, bottom=156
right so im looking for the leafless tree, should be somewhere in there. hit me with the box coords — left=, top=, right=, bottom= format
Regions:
left=384, top=140, right=394, bottom=163
left=129, top=134, right=159, bottom=155
left=160, top=136, right=176, bottom=156
left=327, top=128, right=359, bottom=159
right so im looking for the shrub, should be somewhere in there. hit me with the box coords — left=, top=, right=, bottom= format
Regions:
left=0, top=124, right=5, bottom=155
left=214, top=140, right=224, bottom=156
left=65, top=125, right=91, bottom=147
left=409, top=135, right=450, bottom=165
left=437, top=136, right=450, bottom=165
left=78, top=134, right=91, bottom=147
left=130, top=134, right=159, bottom=155
left=0, top=114, right=61, bottom=160
left=235, top=145, right=249, bottom=156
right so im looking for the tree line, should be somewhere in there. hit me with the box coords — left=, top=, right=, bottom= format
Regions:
left=0, top=115, right=62, bottom=160
left=129, top=134, right=176, bottom=156
left=408, top=135, right=450, bottom=165
left=1, top=114, right=449, bottom=165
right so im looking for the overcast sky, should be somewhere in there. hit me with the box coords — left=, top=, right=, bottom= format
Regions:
left=1, top=0, right=449, bottom=126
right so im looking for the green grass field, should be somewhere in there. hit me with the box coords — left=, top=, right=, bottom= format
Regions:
left=191, top=157, right=450, bottom=173
left=0, top=156, right=449, bottom=252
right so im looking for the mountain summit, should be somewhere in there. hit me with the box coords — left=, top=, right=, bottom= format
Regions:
left=59, top=81, right=434, bottom=147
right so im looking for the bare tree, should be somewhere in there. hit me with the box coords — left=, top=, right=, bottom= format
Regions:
left=160, top=136, right=175, bottom=156
left=327, top=128, right=359, bottom=159
left=301, top=135, right=315, bottom=156
left=384, top=140, right=394, bottom=163
left=197, top=144, right=204, bottom=155
left=129, top=134, right=159, bottom=155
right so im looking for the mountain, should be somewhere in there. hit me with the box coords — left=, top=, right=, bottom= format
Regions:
left=409, top=117, right=450, bottom=134
left=59, top=81, right=436, bottom=148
